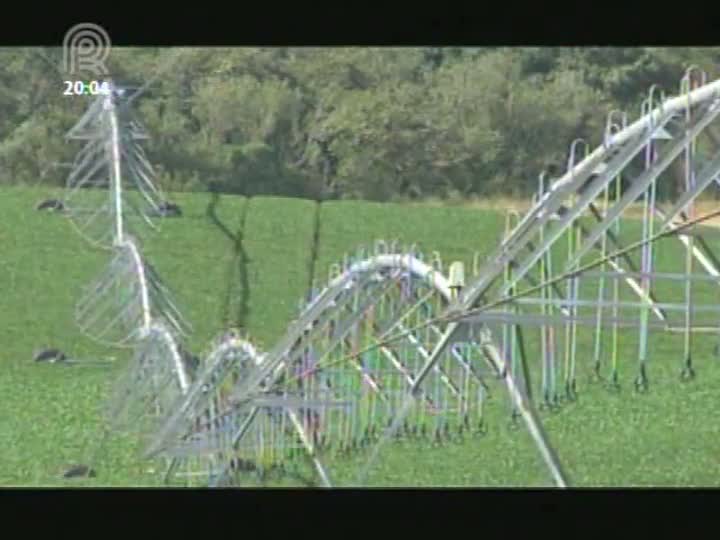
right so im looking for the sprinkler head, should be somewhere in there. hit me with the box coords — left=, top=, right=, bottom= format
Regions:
left=634, top=363, right=649, bottom=392
left=680, top=364, right=696, bottom=382
left=256, top=467, right=266, bottom=482
left=565, top=379, right=578, bottom=402
left=433, top=428, right=442, bottom=444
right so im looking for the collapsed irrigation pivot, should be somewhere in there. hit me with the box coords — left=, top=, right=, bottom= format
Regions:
left=53, top=68, right=720, bottom=487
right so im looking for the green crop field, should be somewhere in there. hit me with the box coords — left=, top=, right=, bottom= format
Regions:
left=3, top=185, right=720, bottom=487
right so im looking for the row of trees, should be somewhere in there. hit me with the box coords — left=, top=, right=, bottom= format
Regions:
left=1, top=47, right=719, bottom=201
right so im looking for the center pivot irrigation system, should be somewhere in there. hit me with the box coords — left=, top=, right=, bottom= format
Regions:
left=56, top=67, right=720, bottom=487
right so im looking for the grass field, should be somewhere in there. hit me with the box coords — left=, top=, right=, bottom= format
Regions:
left=3, top=185, right=720, bottom=487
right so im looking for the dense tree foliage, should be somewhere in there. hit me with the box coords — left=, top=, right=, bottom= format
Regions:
left=1, top=47, right=719, bottom=201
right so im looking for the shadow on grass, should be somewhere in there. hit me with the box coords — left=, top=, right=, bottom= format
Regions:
left=206, top=183, right=251, bottom=330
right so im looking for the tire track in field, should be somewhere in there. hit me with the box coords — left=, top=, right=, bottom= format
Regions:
left=305, top=200, right=322, bottom=300
left=206, top=185, right=251, bottom=330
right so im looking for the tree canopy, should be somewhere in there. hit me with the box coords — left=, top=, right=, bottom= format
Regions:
left=2, top=47, right=719, bottom=201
